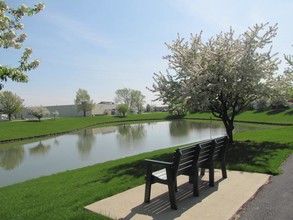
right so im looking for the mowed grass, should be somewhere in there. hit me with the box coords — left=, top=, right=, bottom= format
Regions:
left=0, top=110, right=292, bottom=219
left=0, top=113, right=169, bottom=142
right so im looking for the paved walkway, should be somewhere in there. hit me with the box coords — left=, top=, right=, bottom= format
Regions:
left=85, top=169, right=270, bottom=220
left=237, top=154, right=293, bottom=220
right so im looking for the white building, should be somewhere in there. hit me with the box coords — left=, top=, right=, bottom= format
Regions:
left=21, top=102, right=117, bottom=118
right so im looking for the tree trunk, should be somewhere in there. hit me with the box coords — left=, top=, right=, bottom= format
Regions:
left=221, top=114, right=234, bottom=143
left=225, top=125, right=234, bottom=143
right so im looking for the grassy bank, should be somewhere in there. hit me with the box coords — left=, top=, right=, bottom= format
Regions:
left=1, top=109, right=293, bottom=142
left=0, top=113, right=169, bottom=142
left=0, top=110, right=292, bottom=219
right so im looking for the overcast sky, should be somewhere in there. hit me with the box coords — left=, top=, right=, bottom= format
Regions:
left=2, top=0, right=293, bottom=106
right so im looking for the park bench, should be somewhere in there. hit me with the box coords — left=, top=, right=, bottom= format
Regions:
left=144, top=144, right=201, bottom=210
left=198, top=136, right=228, bottom=186
left=144, top=135, right=228, bottom=210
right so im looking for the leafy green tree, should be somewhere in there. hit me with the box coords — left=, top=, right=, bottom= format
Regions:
left=27, top=106, right=50, bottom=121
left=115, top=88, right=145, bottom=113
left=0, top=91, right=24, bottom=120
left=150, top=23, right=287, bottom=142
left=115, top=88, right=132, bottom=108
left=131, top=90, right=145, bottom=113
left=116, top=104, right=128, bottom=117
left=146, top=104, right=151, bottom=112
left=0, top=1, right=45, bottom=90
left=74, top=89, right=95, bottom=117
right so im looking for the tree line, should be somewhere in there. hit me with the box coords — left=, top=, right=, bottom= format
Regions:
left=0, top=87, right=146, bottom=120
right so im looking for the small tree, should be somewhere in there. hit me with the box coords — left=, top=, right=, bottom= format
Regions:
left=0, top=91, right=24, bottom=120
left=146, top=104, right=152, bottom=112
left=115, top=88, right=132, bottom=108
left=131, top=90, right=145, bottom=113
left=0, top=1, right=45, bottom=90
left=27, top=106, right=50, bottom=121
left=51, top=110, right=59, bottom=120
left=74, top=89, right=95, bottom=117
left=115, top=88, right=145, bottom=113
left=116, top=104, right=128, bottom=117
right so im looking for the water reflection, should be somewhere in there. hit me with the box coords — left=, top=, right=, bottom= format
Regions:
left=116, top=124, right=146, bottom=149
left=76, top=129, right=96, bottom=159
left=0, top=145, right=25, bottom=170
left=169, top=120, right=189, bottom=137
left=29, top=141, right=51, bottom=156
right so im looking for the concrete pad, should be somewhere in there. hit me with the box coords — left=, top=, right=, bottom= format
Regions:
left=85, top=170, right=270, bottom=220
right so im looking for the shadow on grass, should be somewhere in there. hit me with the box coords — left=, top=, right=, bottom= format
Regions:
left=24, top=120, right=41, bottom=122
left=113, top=116, right=127, bottom=118
left=99, top=153, right=173, bottom=183
left=99, top=141, right=293, bottom=184
left=285, top=109, right=293, bottom=115
left=266, top=109, right=287, bottom=115
left=225, top=141, right=293, bottom=175
left=165, top=115, right=185, bottom=120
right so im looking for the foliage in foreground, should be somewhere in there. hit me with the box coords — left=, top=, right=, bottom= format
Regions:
left=0, top=1, right=44, bottom=89
left=0, top=125, right=293, bottom=219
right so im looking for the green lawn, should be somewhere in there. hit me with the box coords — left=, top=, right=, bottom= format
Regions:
left=0, top=110, right=292, bottom=219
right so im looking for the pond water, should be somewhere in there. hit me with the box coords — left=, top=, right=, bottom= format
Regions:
left=0, top=120, right=262, bottom=187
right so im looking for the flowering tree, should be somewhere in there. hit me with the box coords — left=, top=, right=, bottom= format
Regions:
left=0, top=91, right=24, bottom=120
left=51, top=110, right=59, bottom=120
left=150, top=23, right=286, bottom=142
left=27, top=106, right=50, bottom=121
left=285, top=51, right=293, bottom=99
left=74, top=89, right=95, bottom=117
left=0, top=1, right=44, bottom=90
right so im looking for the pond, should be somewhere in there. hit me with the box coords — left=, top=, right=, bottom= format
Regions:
left=0, top=120, right=264, bottom=187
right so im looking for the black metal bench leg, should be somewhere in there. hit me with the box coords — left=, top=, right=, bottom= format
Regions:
left=193, top=168, right=199, bottom=196
left=221, top=162, right=227, bottom=179
left=209, top=167, right=214, bottom=187
left=144, top=181, right=151, bottom=203
left=167, top=181, right=177, bottom=210
left=144, top=166, right=152, bottom=203
left=200, top=168, right=205, bottom=176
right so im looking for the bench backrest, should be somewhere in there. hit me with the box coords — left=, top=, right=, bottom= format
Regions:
left=173, top=145, right=201, bottom=176
left=213, top=136, right=228, bottom=160
left=198, top=140, right=215, bottom=167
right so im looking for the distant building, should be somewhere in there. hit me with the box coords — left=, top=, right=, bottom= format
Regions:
left=20, top=102, right=117, bottom=118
